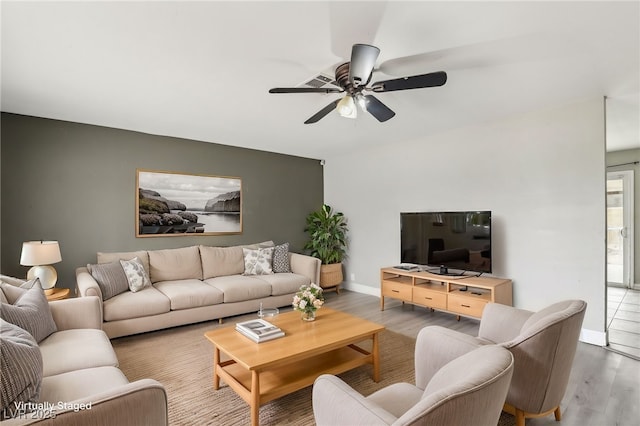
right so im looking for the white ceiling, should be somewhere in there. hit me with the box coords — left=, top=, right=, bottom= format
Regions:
left=2, top=1, right=639, bottom=160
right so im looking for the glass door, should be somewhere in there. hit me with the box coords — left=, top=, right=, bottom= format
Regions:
left=607, top=171, right=634, bottom=288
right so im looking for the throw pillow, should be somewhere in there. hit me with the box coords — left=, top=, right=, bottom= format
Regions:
left=0, top=279, right=39, bottom=305
left=120, top=257, right=151, bottom=292
left=0, top=280, right=57, bottom=343
left=87, top=261, right=129, bottom=300
left=0, top=319, right=43, bottom=420
left=272, top=243, right=291, bottom=273
left=0, top=274, right=26, bottom=287
left=242, top=247, right=275, bottom=276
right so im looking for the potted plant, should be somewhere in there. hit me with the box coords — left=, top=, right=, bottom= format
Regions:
left=304, top=204, right=348, bottom=291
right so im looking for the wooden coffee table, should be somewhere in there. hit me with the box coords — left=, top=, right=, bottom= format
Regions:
left=204, top=307, right=385, bottom=426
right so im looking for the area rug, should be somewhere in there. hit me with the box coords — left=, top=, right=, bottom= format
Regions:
left=112, top=319, right=515, bottom=425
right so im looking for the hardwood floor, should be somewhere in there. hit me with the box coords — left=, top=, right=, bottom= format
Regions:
left=320, top=289, right=640, bottom=426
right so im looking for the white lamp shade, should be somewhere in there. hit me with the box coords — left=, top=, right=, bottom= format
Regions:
left=20, top=241, right=62, bottom=266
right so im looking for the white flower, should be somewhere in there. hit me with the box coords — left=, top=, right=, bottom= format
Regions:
left=292, top=283, right=325, bottom=313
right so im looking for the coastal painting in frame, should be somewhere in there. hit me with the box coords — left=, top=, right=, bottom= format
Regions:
left=136, top=169, right=242, bottom=237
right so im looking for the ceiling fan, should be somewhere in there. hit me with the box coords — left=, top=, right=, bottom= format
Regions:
left=269, top=44, right=447, bottom=124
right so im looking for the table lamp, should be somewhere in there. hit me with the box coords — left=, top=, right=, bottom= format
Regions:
left=20, top=241, right=62, bottom=295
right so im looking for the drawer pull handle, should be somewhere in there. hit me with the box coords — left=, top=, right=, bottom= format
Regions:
left=392, top=290, right=400, bottom=293
left=424, top=297, right=432, bottom=300
left=462, top=304, right=471, bottom=308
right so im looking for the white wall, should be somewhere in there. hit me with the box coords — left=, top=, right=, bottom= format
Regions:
left=324, top=98, right=606, bottom=344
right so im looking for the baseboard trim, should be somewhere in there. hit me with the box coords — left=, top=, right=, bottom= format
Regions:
left=580, top=328, right=607, bottom=346
left=341, top=282, right=608, bottom=347
left=341, top=282, right=380, bottom=297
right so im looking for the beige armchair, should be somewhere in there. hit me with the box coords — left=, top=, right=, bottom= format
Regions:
left=312, top=342, right=514, bottom=425
left=416, top=300, right=587, bottom=426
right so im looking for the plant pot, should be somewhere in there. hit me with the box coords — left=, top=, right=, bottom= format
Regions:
left=319, top=262, right=343, bottom=290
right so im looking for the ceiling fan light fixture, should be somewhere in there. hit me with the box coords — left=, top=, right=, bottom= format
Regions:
left=337, top=95, right=357, bottom=119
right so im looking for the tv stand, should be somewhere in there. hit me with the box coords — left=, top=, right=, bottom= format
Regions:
left=380, top=267, right=512, bottom=320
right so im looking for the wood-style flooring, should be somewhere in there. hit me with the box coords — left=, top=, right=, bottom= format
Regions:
left=321, top=289, right=640, bottom=426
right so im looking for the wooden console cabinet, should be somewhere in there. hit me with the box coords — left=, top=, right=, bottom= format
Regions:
left=380, top=267, right=512, bottom=320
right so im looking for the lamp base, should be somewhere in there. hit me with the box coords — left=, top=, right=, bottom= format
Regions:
left=26, top=265, right=58, bottom=293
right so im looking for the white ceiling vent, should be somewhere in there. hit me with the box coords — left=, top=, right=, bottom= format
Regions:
left=304, top=73, right=336, bottom=88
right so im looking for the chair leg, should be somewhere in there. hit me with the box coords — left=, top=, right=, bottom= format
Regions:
left=554, top=406, right=562, bottom=421
left=515, top=408, right=526, bottom=426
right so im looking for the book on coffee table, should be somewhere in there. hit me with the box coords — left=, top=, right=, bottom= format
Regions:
left=236, top=318, right=284, bottom=343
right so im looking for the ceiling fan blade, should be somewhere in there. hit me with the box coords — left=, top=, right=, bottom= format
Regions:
left=363, top=95, right=396, bottom=122
left=371, top=71, right=447, bottom=92
left=269, top=87, right=343, bottom=94
left=304, top=99, right=340, bottom=124
left=349, top=44, right=380, bottom=87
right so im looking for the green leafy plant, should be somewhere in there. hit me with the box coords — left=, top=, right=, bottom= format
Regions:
left=304, top=204, right=348, bottom=265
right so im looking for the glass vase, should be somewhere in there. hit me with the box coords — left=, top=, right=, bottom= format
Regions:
left=301, top=310, right=316, bottom=322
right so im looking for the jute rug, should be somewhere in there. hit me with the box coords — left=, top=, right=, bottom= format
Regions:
left=112, top=319, right=516, bottom=425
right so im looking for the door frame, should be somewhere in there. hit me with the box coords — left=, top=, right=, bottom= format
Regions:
left=607, top=170, right=635, bottom=289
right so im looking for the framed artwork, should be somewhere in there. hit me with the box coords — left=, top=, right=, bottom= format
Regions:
left=136, top=169, right=242, bottom=237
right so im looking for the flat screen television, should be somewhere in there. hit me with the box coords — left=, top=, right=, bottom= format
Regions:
left=400, top=211, right=492, bottom=274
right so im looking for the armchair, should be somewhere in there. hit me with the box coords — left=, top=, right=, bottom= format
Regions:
left=313, top=343, right=514, bottom=426
left=416, top=300, right=587, bottom=426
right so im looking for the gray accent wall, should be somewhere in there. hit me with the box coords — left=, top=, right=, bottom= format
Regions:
left=1, top=113, right=323, bottom=290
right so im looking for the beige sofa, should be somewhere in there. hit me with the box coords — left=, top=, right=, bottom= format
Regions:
left=1, top=279, right=167, bottom=425
left=76, top=243, right=321, bottom=338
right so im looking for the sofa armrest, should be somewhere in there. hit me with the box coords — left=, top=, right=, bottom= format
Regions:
left=313, top=374, right=395, bottom=426
left=49, top=297, right=102, bottom=331
left=75, top=267, right=103, bottom=301
left=414, top=326, right=485, bottom=390
left=289, top=252, right=321, bottom=285
left=478, top=303, right=533, bottom=344
left=12, top=379, right=168, bottom=425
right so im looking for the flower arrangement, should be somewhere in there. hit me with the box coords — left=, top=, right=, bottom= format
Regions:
left=292, top=283, right=325, bottom=320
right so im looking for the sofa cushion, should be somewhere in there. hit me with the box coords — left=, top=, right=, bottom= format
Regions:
left=0, top=280, right=57, bottom=343
left=87, top=261, right=129, bottom=300
left=39, top=366, right=129, bottom=404
left=103, top=286, right=171, bottom=322
left=204, top=276, right=272, bottom=303
left=254, top=272, right=311, bottom=296
left=242, top=247, right=274, bottom=275
left=272, top=243, right=291, bottom=273
left=98, top=250, right=150, bottom=275
left=120, top=257, right=151, bottom=292
left=200, top=245, right=245, bottom=278
left=148, top=246, right=203, bottom=283
left=0, top=319, right=43, bottom=419
left=154, top=279, right=224, bottom=310
left=39, top=329, right=119, bottom=377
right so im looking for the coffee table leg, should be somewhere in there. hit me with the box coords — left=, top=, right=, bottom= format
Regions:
left=213, top=347, right=220, bottom=390
left=251, top=371, right=260, bottom=426
left=372, top=332, right=380, bottom=382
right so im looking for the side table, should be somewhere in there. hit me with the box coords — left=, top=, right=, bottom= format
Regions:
left=46, top=287, right=70, bottom=301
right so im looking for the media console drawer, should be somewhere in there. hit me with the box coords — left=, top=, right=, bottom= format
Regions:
left=412, top=287, right=447, bottom=309
left=382, top=281, right=412, bottom=302
left=447, top=294, right=488, bottom=318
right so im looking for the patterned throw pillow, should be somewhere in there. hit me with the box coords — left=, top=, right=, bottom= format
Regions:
left=0, top=319, right=43, bottom=420
left=119, top=257, right=151, bottom=292
left=87, top=261, right=129, bottom=300
left=272, top=243, right=291, bottom=273
left=242, top=247, right=275, bottom=275
left=0, top=280, right=57, bottom=343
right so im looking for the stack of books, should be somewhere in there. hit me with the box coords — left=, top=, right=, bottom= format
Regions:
left=235, top=318, right=284, bottom=343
